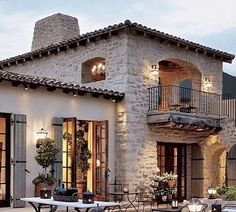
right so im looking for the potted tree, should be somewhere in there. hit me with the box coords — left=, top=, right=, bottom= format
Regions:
left=32, top=138, right=59, bottom=196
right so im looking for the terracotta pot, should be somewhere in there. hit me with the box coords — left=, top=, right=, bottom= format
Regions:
left=162, top=195, right=167, bottom=202
left=168, top=180, right=176, bottom=188
left=35, top=182, right=56, bottom=197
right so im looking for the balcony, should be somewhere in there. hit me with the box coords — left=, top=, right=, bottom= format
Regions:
left=147, top=85, right=236, bottom=132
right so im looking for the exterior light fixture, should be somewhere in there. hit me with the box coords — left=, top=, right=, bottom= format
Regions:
left=91, top=62, right=106, bottom=76
left=205, top=77, right=212, bottom=88
left=36, top=128, right=48, bottom=140
left=187, top=198, right=207, bottom=212
left=151, top=64, right=159, bottom=76
left=24, top=84, right=28, bottom=90
left=207, top=185, right=216, bottom=199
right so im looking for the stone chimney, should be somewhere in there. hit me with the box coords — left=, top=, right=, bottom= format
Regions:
left=31, top=13, right=80, bottom=51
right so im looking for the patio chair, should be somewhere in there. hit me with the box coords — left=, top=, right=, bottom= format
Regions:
left=135, top=184, right=155, bottom=211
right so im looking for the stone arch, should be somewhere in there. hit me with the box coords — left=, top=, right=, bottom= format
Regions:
left=200, top=135, right=227, bottom=195
left=158, top=58, right=201, bottom=91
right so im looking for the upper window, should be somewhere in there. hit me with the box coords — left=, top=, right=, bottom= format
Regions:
left=82, top=57, right=106, bottom=83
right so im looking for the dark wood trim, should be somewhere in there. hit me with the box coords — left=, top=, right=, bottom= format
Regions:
left=63, top=117, right=77, bottom=188
left=92, top=121, right=109, bottom=200
left=0, top=113, right=11, bottom=207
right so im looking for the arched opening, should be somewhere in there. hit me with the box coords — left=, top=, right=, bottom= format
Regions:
left=202, top=138, right=227, bottom=195
left=81, top=57, right=106, bottom=83
left=158, top=59, right=201, bottom=90
left=154, top=59, right=202, bottom=112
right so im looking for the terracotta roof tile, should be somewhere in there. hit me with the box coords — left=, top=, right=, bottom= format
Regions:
left=0, top=70, right=124, bottom=101
left=0, top=20, right=234, bottom=69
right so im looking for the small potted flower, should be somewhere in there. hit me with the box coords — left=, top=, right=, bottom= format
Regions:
left=163, top=172, right=178, bottom=188
left=150, top=175, right=163, bottom=187
left=161, top=188, right=169, bottom=202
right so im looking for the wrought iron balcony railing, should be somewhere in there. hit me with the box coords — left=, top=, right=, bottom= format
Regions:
left=148, top=85, right=236, bottom=123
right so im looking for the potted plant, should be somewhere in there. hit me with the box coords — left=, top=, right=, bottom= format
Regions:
left=163, top=172, right=178, bottom=188
left=32, top=138, right=59, bottom=196
left=150, top=175, right=163, bottom=187
left=161, top=188, right=169, bottom=202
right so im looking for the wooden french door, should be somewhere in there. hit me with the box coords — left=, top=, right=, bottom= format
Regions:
left=157, top=142, right=186, bottom=200
left=62, top=118, right=76, bottom=188
left=0, top=113, right=11, bottom=207
left=92, top=121, right=108, bottom=200
left=62, top=119, right=108, bottom=200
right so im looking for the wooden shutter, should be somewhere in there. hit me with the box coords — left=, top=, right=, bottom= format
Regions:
left=13, top=114, right=26, bottom=208
left=227, top=145, right=236, bottom=187
left=52, top=117, right=63, bottom=184
left=191, top=144, right=204, bottom=198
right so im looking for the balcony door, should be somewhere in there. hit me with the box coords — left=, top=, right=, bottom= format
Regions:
left=157, top=142, right=186, bottom=200
left=0, top=114, right=10, bottom=207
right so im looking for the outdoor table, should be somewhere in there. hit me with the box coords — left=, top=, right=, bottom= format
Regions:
left=108, top=191, right=139, bottom=211
left=20, top=197, right=121, bottom=212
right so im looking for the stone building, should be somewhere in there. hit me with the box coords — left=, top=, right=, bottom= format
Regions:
left=0, top=13, right=235, bottom=207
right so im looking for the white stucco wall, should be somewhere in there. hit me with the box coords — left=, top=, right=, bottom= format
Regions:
left=0, top=82, right=116, bottom=197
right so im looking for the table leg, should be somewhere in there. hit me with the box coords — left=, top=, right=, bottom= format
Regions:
left=49, top=205, right=58, bottom=212
left=28, top=202, right=58, bottom=212
left=125, top=194, right=138, bottom=212
left=28, top=202, right=40, bottom=212
left=104, top=205, right=122, bottom=211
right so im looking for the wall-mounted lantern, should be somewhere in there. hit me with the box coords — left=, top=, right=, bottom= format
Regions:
left=36, top=128, right=48, bottom=140
left=36, top=128, right=48, bottom=148
left=205, top=77, right=212, bottom=88
left=151, top=64, right=159, bottom=76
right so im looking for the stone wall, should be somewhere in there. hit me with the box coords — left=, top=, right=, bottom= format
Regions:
left=115, top=33, right=223, bottom=193
left=2, top=28, right=228, bottom=198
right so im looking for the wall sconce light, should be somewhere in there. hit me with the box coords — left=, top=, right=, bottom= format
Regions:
left=36, top=128, right=48, bottom=140
left=36, top=128, right=48, bottom=148
left=151, top=64, right=159, bottom=76
left=24, top=84, right=28, bottom=91
left=205, top=78, right=212, bottom=88
left=73, top=91, right=77, bottom=97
